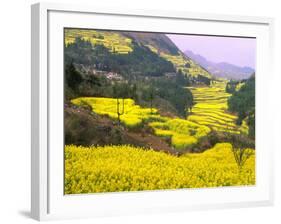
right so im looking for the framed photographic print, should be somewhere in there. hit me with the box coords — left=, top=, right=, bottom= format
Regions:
left=31, top=2, right=274, bottom=221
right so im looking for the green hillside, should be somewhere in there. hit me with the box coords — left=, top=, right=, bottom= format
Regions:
left=65, top=29, right=133, bottom=54
left=65, top=29, right=212, bottom=79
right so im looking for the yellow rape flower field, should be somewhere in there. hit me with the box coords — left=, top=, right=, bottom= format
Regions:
left=67, top=81, right=254, bottom=194
left=63, top=29, right=256, bottom=195
left=65, top=29, right=133, bottom=54
left=71, top=97, right=211, bottom=149
left=188, top=81, right=248, bottom=134
left=64, top=143, right=255, bottom=194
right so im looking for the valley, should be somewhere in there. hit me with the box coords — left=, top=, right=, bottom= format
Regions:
left=63, top=28, right=256, bottom=194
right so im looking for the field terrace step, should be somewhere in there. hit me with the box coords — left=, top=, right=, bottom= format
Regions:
left=187, top=82, right=243, bottom=133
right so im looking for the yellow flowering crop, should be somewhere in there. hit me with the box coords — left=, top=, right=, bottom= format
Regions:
left=65, top=143, right=255, bottom=194
left=187, top=81, right=248, bottom=134
left=72, top=97, right=211, bottom=149
left=65, top=29, right=133, bottom=54
left=149, top=119, right=210, bottom=149
left=71, top=97, right=159, bottom=129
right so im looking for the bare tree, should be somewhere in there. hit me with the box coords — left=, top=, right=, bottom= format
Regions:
left=226, top=133, right=255, bottom=170
left=232, top=147, right=254, bottom=170
left=113, top=82, right=130, bottom=125
left=116, top=98, right=125, bottom=125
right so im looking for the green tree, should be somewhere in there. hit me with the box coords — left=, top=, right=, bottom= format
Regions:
left=226, top=80, right=238, bottom=93
left=128, top=83, right=138, bottom=101
left=228, top=75, right=255, bottom=138
left=147, top=86, right=155, bottom=114
left=65, top=62, right=83, bottom=91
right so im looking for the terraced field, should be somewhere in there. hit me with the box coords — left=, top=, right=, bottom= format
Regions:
left=71, top=97, right=210, bottom=150
left=68, top=82, right=253, bottom=194
left=188, top=81, right=248, bottom=134
left=65, top=29, right=133, bottom=54
left=146, top=45, right=212, bottom=78
left=67, top=91, right=254, bottom=194
left=71, top=97, right=162, bottom=129
left=65, top=29, right=212, bottom=78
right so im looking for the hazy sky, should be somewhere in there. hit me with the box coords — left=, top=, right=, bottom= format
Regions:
left=167, top=34, right=256, bottom=69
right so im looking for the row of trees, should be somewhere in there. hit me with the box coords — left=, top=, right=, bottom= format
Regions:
left=112, top=83, right=137, bottom=124
left=65, top=62, right=194, bottom=120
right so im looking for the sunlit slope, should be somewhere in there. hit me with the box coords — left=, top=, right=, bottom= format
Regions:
left=149, top=119, right=210, bottom=149
left=71, top=97, right=210, bottom=149
left=71, top=97, right=162, bottom=129
left=146, top=44, right=212, bottom=78
left=188, top=81, right=247, bottom=133
left=65, top=29, right=212, bottom=78
left=65, top=29, right=133, bottom=54
left=64, top=143, right=255, bottom=194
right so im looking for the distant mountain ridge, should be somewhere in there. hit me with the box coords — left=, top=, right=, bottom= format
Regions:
left=184, top=50, right=255, bottom=80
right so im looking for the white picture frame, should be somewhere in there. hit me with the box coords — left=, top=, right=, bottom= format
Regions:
left=31, top=2, right=275, bottom=221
